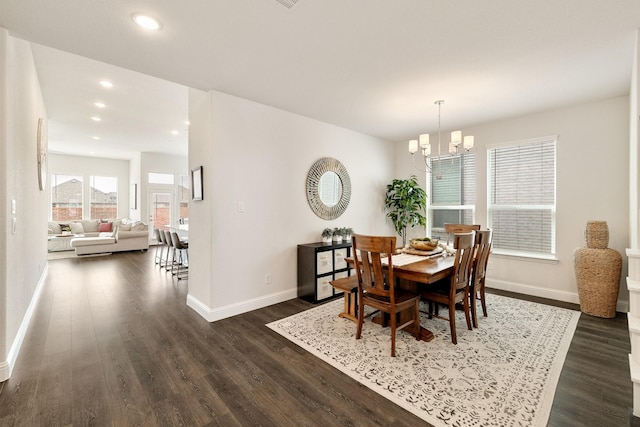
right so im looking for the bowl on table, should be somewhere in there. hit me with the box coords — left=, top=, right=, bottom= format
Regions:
left=410, top=238, right=439, bottom=251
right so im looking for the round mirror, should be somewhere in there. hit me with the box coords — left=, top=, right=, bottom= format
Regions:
left=318, top=171, right=343, bottom=207
left=306, top=157, right=351, bottom=220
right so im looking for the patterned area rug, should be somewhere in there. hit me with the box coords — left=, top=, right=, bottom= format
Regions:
left=267, top=294, right=580, bottom=427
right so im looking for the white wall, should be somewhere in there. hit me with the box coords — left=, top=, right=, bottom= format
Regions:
left=187, top=89, right=395, bottom=321
left=48, top=153, right=130, bottom=219
left=0, top=30, right=49, bottom=381
left=394, top=96, right=630, bottom=307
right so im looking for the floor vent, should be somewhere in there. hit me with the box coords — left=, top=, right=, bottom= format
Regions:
left=274, top=0, right=303, bottom=10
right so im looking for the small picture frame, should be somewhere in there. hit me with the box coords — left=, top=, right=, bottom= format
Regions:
left=192, top=166, right=203, bottom=201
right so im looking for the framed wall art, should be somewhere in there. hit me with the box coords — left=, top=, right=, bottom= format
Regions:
left=36, top=117, right=48, bottom=191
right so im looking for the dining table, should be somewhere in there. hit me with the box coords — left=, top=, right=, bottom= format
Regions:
left=342, top=252, right=455, bottom=342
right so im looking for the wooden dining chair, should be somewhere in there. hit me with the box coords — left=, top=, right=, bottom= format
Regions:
left=470, top=229, right=493, bottom=328
left=422, top=232, right=476, bottom=344
left=352, top=234, right=421, bottom=357
left=444, top=223, right=480, bottom=248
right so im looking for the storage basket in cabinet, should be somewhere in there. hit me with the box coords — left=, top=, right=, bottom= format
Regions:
left=297, top=241, right=352, bottom=303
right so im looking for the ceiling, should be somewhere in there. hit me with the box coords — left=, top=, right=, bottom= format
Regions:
left=1, top=0, right=640, bottom=160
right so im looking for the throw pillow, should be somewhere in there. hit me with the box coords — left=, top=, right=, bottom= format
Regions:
left=59, top=223, right=72, bottom=233
left=119, top=223, right=132, bottom=232
left=98, top=222, right=113, bottom=232
left=69, top=222, right=84, bottom=234
left=131, top=221, right=145, bottom=231
left=48, top=222, right=62, bottom=234
left=80, top=219, right=99, bottom=232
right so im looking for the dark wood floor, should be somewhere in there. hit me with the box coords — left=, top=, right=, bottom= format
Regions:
left=0, top=250, right=633, bottom=426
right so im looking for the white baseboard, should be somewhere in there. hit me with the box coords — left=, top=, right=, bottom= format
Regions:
left=486, top=278, right=629, bottom=313
left=187, top=287, right=298, bottom=322
left=0, top=264, right=48, bottom=382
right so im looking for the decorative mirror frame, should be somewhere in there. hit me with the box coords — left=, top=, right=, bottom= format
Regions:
left=306, top=157, right=351, bottom=220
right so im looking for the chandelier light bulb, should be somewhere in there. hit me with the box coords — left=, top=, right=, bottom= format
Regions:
left=409, top=140, right=418, bottom=153
left=464, top=135, right=474, bottom=150
left=419, top=134, right=430, bottom=148
left=451, top=130, right=462, bottom=147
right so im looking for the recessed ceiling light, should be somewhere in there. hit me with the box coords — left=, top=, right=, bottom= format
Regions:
left=132, top=14, right=161, bottom=31
left=171, top=130, right=179, bottom=135
left=94, top=102, right=106, bottom=108
left=99, top=80, right=113, bottom=88
left=184, top=120, right=190, bottom=126
left=91, top=116, right=101, bottom=122
left=92, top=136, right=100, bottom=140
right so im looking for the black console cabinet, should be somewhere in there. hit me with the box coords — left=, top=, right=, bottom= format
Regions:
left=297, top=241, right=352, bottom=303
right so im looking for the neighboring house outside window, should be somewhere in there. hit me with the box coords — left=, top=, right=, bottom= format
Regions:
left=51, top=174, right=83, bottom=221
left=428, top=153, right=476, bottom=241
left=487, top=135, right=557, bottom=258
left=90, top=176, right=118, bottom=219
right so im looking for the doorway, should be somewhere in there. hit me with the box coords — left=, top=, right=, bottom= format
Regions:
left=148, top=189, right=174, bottom=244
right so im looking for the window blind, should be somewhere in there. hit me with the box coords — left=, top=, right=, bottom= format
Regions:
left=429, top=153, right=475, bottom=240
left=488, top=137, right=556, bottom=256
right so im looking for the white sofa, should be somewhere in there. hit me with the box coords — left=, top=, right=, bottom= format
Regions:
left=48, top=219, right=149, bottom=255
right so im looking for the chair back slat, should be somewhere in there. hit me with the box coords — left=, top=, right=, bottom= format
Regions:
left=352, top=234, right=396, bottom=299
left=451, top=232, right=475, bottom=294
left=472, top=230, right=493, bottom=285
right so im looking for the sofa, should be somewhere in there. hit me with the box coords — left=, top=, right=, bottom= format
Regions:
left=47, top=218, right=149, bottom=255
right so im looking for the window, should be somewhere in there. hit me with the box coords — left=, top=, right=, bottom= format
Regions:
left=488, top=136, right=556, bottom=257
left=51, top=174, right=83, bottom=220
left=428, top=153, right=476, bottom=240
left=90, top=176, right=118, bottom=219
left=148, top=172, right=174, bottom=185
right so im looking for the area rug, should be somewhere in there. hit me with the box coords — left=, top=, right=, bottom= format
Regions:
left=266, top=295, right=580, bottom=427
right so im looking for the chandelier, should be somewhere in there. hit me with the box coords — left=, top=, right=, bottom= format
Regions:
left=408, top=100, right=474, bottom=179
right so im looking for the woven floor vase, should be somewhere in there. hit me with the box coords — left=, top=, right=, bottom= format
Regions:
left=574, top=221, right=621, bottom=318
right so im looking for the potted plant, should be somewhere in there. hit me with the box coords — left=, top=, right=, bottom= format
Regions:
left=332, top=227, right=343, bottom=243
left=344, top=227, right=353, bottom=241
left=321, top=228, right=333, bottom=244
left=384, top=175, right=427, bottom=246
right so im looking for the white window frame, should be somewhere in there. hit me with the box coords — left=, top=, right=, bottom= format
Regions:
left=487, top=135, right=557, bottom=260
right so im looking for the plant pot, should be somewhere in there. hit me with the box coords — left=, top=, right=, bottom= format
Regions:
left=322, top=236, right=332, bottom=243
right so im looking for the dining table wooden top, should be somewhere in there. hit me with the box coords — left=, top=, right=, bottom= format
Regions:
left=346, top=252, right=455, bottom=285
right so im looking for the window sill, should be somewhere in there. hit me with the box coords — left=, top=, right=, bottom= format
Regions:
left=491, top=251, right=559, bottom=264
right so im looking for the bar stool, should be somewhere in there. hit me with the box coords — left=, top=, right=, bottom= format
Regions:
left=154, top=229, right=165, bottom=266
left=170, top=232, right=188, bottom=280
left=163, top=230, right=177, bottom=271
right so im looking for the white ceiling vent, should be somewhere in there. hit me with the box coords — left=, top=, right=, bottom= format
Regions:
left=274, top=0, right=304, bottom=10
